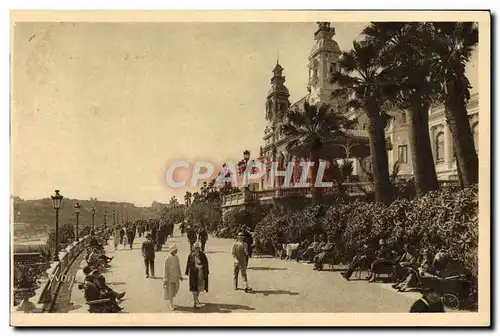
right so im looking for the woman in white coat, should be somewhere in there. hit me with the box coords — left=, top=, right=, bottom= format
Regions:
left=163, top=245, right=183, bottom=310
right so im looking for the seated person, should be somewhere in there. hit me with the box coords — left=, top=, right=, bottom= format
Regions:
left=313, top=236, right=335, bottom=271
left=342, top=241, right=374, bottom=280
left=368, top=239, right=393, bottom=282
left=393, top=244, right=418, bottom=282
left=88, top=232, right=104, bottom=249
left=78, top=280, right=123, bottom=312
left=304, top=235, right=326, bottom=263
left=294, top=239, right=310, bottom=262
left=428, top=249, right=449, bottom=277
left=87, top=248, right=113, bottom=267
left=296, top=236, right=318, bottom=262
left=83, top=267, right=126, bottom=301
left=393, top=247, right=428, bottom=292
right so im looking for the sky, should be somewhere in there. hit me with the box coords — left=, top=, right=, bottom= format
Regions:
left=11, top=21, right=478, bottom=206
left=11, top=22, right=369, bottom=206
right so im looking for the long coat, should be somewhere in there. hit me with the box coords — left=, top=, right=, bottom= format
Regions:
left=185, top=252, right=209, bottom=292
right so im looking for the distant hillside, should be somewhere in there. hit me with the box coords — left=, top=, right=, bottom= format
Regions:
left=12, top=196, right=161, bottom=236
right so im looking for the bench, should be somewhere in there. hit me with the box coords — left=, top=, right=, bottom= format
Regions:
left=86, top=297, right=118, bottom=313
left=369, top=260, right=396, bottom=282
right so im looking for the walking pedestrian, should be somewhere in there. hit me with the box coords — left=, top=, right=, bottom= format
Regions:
left=232, top=232, right=252, bottom=292
left=113, top=226, right=121, bottom=251
left=241, top=226, right=254, bottom=266
left=141, top=233, right=156, bottom=278
left=185, top=242, right=209, bottom=308
left=187, top=226, right=197, bottom=251
left=163, top=244, right=183, bottom=310
left=119, top=227, right=125, bottom=245
left=126, top=226, right=135, bottom=250
left=198, top=226, right=208, bottom=252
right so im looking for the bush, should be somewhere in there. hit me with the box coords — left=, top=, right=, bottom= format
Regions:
left=254, top=185, right=478, bottom=277
left=220, top=204, right=271, bottom=238
left=186, top=202, right=222, bottom=233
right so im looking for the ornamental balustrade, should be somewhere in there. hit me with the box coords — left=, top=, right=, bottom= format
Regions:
left=221, top=180, right=459, bottom=207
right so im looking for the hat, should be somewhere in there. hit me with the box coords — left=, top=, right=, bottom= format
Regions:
left=193, top=242, right=201, bottom=249
left=169, top=244, right=178, bottom=252
left=146, top=233, right=152, bottom=238
left=237, top=232, right=246, bottom=238
left=90, top=269, right=100, bottom=275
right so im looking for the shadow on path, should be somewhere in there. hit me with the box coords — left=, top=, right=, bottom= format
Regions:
left=247, top=266, right=287, bottom=271
left=321, top=267, right=348, bottom=272
left=54, top=303, right=83, bottom=313
left=175, top=302, right=255, bottom=314
left=204, top=251, right=225, bottom=254
left=107, top=281, right=127, bottom=286
left=250, top=289, right=299, bottom=296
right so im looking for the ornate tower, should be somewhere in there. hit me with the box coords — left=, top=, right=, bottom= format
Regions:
left=307, top=22, right=341, bottom=105
left=265, top=61, right=290, bottom=125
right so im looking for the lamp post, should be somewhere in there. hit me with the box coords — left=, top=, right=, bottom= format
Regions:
left=238, top=150, right=252, bottom=190
left=113, top=210, right=116, bottom=226
left=51, top=190, right=63, bottom=261
left=103, top=209, right=107, bottom=230
left=74, top=202, right=81, bottom=242
left=90, top=207, right=96, bottom=232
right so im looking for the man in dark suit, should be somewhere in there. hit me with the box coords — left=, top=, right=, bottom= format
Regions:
left=141, top=234, right=156, bottom=278
left=410, top=288, right=445, bottom=313
left=187, top=226, right=197, bottom=251
left=198, top=226, right=209, bottom=252
left=241, top=226, right=254, bottom=266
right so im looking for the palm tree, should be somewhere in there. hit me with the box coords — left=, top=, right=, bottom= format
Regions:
left=429, top=22, right=479, bottom=186
left=331, top=40, right=398, bottom=204
left=169, top=196, right=179, bottom=207
left=362, top=22, right=439, bottom=196
left=184, top=191, right=192, bottom=207
left=282, top=101, right=356, bottom=203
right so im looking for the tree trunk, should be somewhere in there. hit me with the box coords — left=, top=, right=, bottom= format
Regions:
left=366, top=112, right=393, bottom=205
left=444, top=81, right=479, bottom=186
left=408, top=100, right=439, bottom=195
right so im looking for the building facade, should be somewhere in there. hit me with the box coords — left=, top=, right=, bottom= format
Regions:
left=257, top=22, right=478, bottom=190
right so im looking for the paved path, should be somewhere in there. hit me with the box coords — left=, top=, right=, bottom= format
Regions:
left=62, top=225, right=420, bottom=313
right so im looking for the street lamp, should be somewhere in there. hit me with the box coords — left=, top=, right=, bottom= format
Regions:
left=74, top=202, right=81, bottom=242
left=90, top=207, right=96, bottom=232
left=51, top=190, right=63, bottom=261
left=243, top=150, right=250, bottom=162
left=103, top=209, right=107, bottom=230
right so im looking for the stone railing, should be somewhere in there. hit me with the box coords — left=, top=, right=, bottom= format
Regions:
left=438, top=180, right=460, bottom=189
left=343, top=182, right=373, bottom=195
left=17, top=235, right=91, bottom=313
left=222, top=190, right=259, bottom=206
left=221, top=180, right=459, bottom=207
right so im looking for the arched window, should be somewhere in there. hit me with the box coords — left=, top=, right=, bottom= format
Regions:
left=472, top=122, right=479, bottom=152
left=435, top=132, right=445, bottom=162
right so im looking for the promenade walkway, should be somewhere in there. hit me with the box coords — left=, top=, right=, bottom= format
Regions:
left=60, top=225, right=420, bottom=314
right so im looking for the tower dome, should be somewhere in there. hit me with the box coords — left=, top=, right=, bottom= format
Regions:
left=265, top=61, right=290, bottom=122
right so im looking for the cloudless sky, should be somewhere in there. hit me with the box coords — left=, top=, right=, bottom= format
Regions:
left=11, top=21, right=477, bottom=206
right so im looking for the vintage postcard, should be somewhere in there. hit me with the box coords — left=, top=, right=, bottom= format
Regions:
left=10, top=10, right=490, bottom=327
